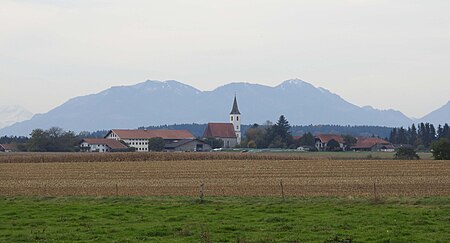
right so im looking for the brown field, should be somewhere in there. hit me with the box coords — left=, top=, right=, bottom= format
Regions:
left=0, top=153, right=449, bottom=197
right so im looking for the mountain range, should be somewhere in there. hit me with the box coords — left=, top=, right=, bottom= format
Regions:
left=0, top=79, right=448, bottom=136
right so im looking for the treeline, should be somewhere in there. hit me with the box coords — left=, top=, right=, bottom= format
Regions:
left=138, top=123, right=393, bottom=138
left=241, top=115, right=295, bottom=149
left=0, top=136, right=28, bottom=144
left=1, top=127, right=81, bottom=152
left=290, top=125, right=393, bottom=138
left=389, top=123, right=450, bottom=148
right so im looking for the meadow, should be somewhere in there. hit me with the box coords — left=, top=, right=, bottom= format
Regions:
left=0, top=196, right=449, bottom=242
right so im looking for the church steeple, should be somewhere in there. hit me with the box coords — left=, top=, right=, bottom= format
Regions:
left=229, top=95, right=241, bottom=144
left=230, top=95, right=241, bottom=115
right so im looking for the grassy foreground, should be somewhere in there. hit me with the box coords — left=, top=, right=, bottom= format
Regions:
left=0, top=196, right=449, bottom=242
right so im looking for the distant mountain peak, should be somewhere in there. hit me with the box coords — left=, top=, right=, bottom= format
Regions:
left=0, top=105, right=33, bottom=129
left=277, top=79, right=307, bottom=88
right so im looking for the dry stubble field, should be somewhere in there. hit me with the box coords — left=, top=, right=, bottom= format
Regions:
left=0, top=153, right=449, bottom=197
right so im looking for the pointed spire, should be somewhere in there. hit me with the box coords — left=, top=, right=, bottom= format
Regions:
left=230, top=94, right=241, bottom=115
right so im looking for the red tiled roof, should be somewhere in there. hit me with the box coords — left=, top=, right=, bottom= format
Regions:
left=108, top=129, right=195, bottom=140
left=203, top=123, right=236, bottom=138
left=82, top=138, right=128, bottom=150
left=0, top=144, right=16, bottom=150
left=292, top=136, right=302, bottom=141
left=316, top=134, right=344, bottom=144
left=352, top=137, right=391, bottom=149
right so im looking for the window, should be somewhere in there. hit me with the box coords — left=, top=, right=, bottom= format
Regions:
left=231, top=116, right=233, bottom=121
left=236, top=125, right=239, bottom=130
left=237, top=116, right=239, bottom=121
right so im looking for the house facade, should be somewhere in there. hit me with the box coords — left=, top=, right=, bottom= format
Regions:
left=80, top=138, right=129, bottom=152
left=105, top=129, right=195, bottom=152
left=315, top=134, right=345, bottom=151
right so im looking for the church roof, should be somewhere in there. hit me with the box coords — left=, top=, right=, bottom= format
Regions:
left=230, top=95, right=241, bottom=115
left=203, top=123, right=237, bottom=138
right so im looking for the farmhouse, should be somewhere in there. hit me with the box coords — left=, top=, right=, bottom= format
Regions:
left=352, top=137, right=395, bottom=152
left=105, top=129, right=195, bottom=152
left=80, top=138, right=129, bottom=152
left=0, top=144, right=16, bottom=152
left=203, top=95, right=242, bottom=148
left=315, top=134, right=345, bottom=151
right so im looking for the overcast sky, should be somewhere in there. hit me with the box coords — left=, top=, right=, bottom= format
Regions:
left=1, top=0, right=449, bottom=118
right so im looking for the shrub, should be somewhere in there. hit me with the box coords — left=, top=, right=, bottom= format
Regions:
left=394, top=147, right=419, bottom=160
left=431, top=139, right=450, bottom=160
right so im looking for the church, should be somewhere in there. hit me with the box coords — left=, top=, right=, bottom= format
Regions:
left=203, top=96, right=242, bottom=148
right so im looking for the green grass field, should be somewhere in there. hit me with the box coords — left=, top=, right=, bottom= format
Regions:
left=1, top=196, right=449, bottom=242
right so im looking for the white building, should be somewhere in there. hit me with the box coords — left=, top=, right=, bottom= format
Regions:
left=80, top=138, right=129, bottom=152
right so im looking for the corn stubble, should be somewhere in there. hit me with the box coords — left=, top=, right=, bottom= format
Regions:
left=0, top=153, right=449, bottom=197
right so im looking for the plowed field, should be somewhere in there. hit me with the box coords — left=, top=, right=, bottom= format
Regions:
left=1, top=158, right=449, bottom=196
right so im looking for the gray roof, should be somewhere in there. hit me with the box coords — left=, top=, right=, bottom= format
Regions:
left=164, top=139, right=208, bottom=149
left=230, top=95, right=241, bottom=115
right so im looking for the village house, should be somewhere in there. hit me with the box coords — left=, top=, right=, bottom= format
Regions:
left=80, top=138, right=129, bottom=152
left=315, top=134, right=345, bottom=151
left=203, top=95, right=242, bottom=148
left=351, top=137, right=395, bottom=152
left=0, top=144, right=16, bottom=152
left=105, top=129, right=195, bottom=152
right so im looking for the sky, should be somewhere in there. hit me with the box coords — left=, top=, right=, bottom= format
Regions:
left=1, top=0, right=449, bottom=118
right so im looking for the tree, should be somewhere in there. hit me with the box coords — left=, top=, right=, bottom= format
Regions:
left=394, top=147, right=420, bottom=160
left=247, top=140, right=257, bottom=148
left=27, top=129, right=49, bottom=152
left=265, top=115, right=294, bottom=148
left=431, top=139, right=450, bottom=160
left=244, top=125, right=267, bottom=148
left=326, top=139, right=341, bottom=151
left=148, top=137, right=166, bottom=151
left=397, top=127, right=408, bottom=144
left=298, top=132, right=315, bottom=147
left=27, top=127, right=78, bottom=152
left=342, top=134, right=357, bottom=150
left=408, top=124, right=418, bottom=146
left=443, top=124, right=450, bottom=140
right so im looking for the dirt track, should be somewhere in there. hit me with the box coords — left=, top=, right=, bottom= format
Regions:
left=1, top=160, right=449, bottom=196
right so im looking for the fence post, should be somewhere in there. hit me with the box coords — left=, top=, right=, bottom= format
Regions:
left=280, top=180, right=285, bottom=201
left=199, top=183, right=205, bottom=203
left=373, top=181, right=377, bottom=200
left=115, top=183, right=118, bottom=196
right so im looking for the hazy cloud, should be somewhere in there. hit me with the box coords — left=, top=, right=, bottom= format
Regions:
left=1, top=0, right=449, bottom=118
